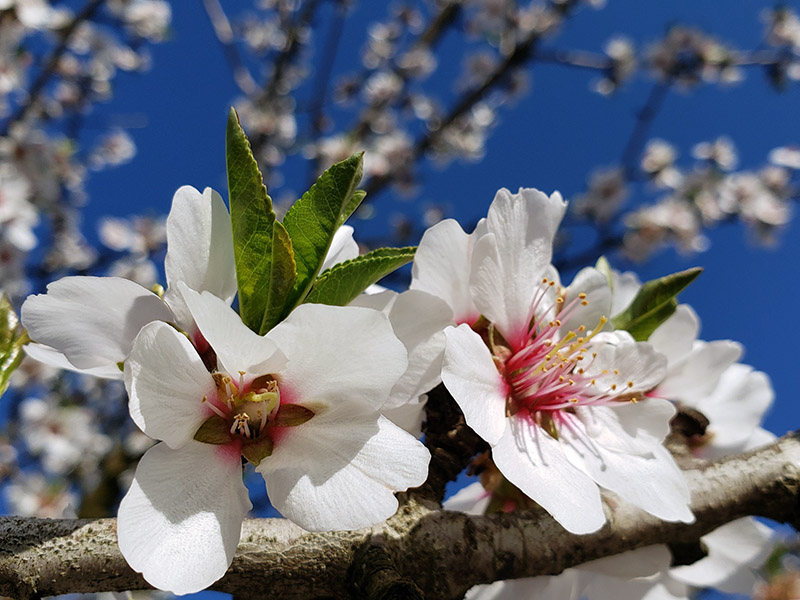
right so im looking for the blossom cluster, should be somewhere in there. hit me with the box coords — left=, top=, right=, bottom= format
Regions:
left=575, top=137, right=797, bottom=261
left=9, top=170, right=783, bottom=597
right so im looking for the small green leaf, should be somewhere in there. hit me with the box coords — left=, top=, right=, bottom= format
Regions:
left=611, top=267, right=702, bottom=341
left=242, top=435, right=274, bottom=466
left=282, top=153, right=364, bottom=310
left=304, top=246, right=416, bottom=306
left=0, top=294, right=27, bottom=399
left=272, top=403, right=315, bottom=427
left=193, top=415, right=233, bottom=445
left=226, top=107, right=278, bottom=332
left=259, top=221, right=296, bottom=334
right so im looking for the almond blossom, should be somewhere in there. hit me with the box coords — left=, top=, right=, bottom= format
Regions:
left=20, top=185, right=235, bottom=378
left=118, top=284, right=430, bottom=594
left=417, top=187, right=692, bottom=533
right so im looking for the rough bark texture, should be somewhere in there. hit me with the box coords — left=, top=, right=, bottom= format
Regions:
left=1, top=433, right=799, bottom=599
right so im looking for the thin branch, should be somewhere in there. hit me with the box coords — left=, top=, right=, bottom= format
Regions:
left=202, top=0, right=260, bottom=96
left=2, top=433, right=799, bottom=599
left=0, top=0, right=106, bottom=136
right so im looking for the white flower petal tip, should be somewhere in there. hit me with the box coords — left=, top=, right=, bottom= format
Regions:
left=260, top=416, right=430, bottom=531
left=21, top=276, right=173, bottom=370
left=117, top=442, right=251, bottom=595
left=125, top=320, right=215, bottom=449
left=442, top=324, right=508, bottom=446
left=493, top=422, right=606, bottom=535
left=266, top=303, right=408, bottom=412
left=178, top=283, right=286, bottom=378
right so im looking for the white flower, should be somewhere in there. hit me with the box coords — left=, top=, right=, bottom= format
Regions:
left=118, top=285, right=430, bottom=594
left=420, top=188, right=692, bottom=533
left=625, top=286, right=776, bottom=459
left=21, top=186, right=235, bottom=378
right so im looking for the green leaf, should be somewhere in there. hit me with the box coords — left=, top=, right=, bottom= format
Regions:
left=304, top=246, right=416, bottom=306
left=341, top=189, right=367, bottom=225
left=611, top=267, right=702, bottom=341
left=259, top=221, right=297, bottom=334
left=226, top=107, right=278, bottom=332
left=0, top=294, right=29, bottom=399
left=282, top=153, right=365, bottom=310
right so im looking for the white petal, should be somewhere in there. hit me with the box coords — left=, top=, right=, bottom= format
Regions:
left=178, top=284, right=286, bottom=379
left=561, top=416, right=693, bottom=523
left=609, top=270, right=641, bottom=317
left=648, top=305, right=699, bottom=367
left=671, top=518, right=774, bottom=593
left=493, top=417, right=605, bottom=534
left=586, top=336, right=667, bottom=394
left=411, top=218, right=481, bottom=325
left=580, top=545, right=672, bottom=578
left=470, top=188, right=566, bottom=347
left=320, top=224, right=359, bottom=271
left=372, top=290, right=452, bottom=421
left=657, top=340, right=742, bottom=403
left=266, top=303, right=407, bottom=412
left=23, top=343, right=123, bottom=379
left=21, top=276, right=172, bottom=369
left=560, top=267, right=612, bottom=335
left=443, top=482, right=491, bottom=515
left=690, top=364, right=773, bottom=452
left=259, top=415, right=429, bottom=531
left=466, top=574, right=581, bottom=600
left=165, top=186, right=236, bottom=303
left=575, top=399, right=676, bottom=454
left=117, top=441, right=251, bottom=595
left=125, top=321, right=215, bottom=448
left=442, top=324, right=508, bottom=445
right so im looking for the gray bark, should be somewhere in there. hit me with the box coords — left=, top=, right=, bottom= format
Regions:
left=1, top=432, right=799, bottom=600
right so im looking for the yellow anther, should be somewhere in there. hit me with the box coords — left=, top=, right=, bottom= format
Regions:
left=613, top=369, right=620, bottom=375
left=627, top=381, right=634, bottom=388
left=548, top=280, right=555, bottom=287
left=611, top=384, right=617, bottom=390
left=578, top=325, right=586, bottom=332
left=581, top=300, right=588, bottom=306
left=556, top=297, right=564, bottom=304
left=578, top=292, right=587, bottom=299
left=569, top=398, right=579, bottom=403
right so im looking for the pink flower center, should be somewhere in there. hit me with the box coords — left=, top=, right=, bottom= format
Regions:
left=202, top=371, right=280, bottom=440
left=491, top=278, right=641, bottom=433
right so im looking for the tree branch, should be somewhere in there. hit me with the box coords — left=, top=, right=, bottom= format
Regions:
left=2, top=433, right=799, bottom=599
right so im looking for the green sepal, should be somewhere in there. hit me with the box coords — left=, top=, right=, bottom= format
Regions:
left=193, top=415, right=233, bottom=445
left=0, top=294, right=27, bottom=398
left=539, top=412, right=559, bottom=440
left=259, top=221, right=297, bottom=334
left=242, top=435, right=274, bottom=466
left=226, top=107, right=280, bottom=333
left=282, top=153, right=365, bottom=310
left=272, top=404, right=315, bottom=427
left=611, top=267, right=702, bottom=341
left=304, top=246, right=416, bottom=306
